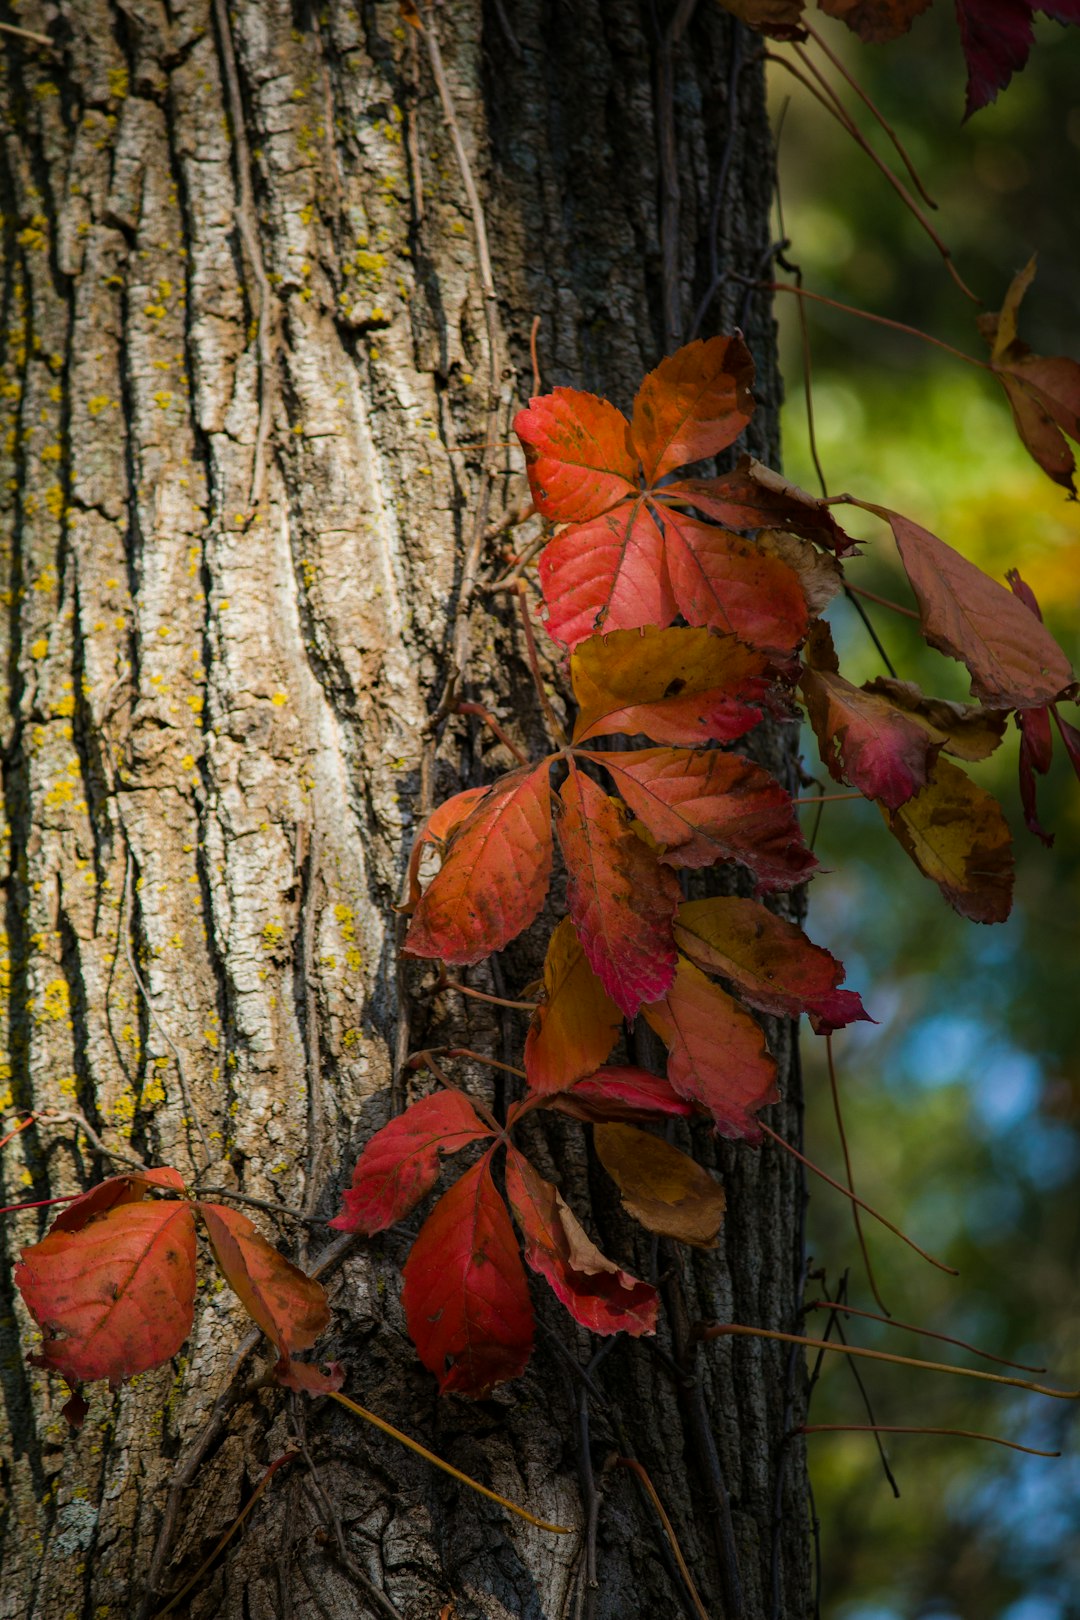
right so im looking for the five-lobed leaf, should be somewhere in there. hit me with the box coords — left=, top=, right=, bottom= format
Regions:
left=329, top=1090, right=496, bottom=1234
left=16, top=1200, right=197, bottom=1387
left=504, top=1148, right=658, bottom=1335
left=401, top=1152, right=533, bottom=1397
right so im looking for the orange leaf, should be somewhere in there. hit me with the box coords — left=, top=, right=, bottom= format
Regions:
left=198, top=1203, right=331, bottom=1368
left=405, top=760, right=553, bottom=964
left=16, top=1200, right=197, bottom=1386
left=571, top=626, right=770, bottom=747
left=882, top=758, right=1014, bottom=924
left=595, top=746, right=817, bottom=890
left=524, top=918, right=623, bottom=1095
left=593, top=1122, right=727, bottom=1246
left=504, top=1147, right=658, bottom=1334
left=401, top=1152, right=533, bottom=1397
left=539, top=498, right=675, bottom=650
left=557, top=762, right=680, bottom=1018
left=660, top=505, right=808, bottom=652
left=877, top=506, right=1075, bottom=709
left=674, top=897, right=871, bottom=1034
left=643, top=957, right=778, bottom=1139
left=630, top=334, right=755, bottom=483
left=514, top=388, right=638, bottom=522
left=399, top=785, right=493, bottom=914
left=329, top=1090, right=496, bottom=1233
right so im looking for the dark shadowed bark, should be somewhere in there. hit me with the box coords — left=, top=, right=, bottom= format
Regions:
left=0, top=2, right=811, bottom=1615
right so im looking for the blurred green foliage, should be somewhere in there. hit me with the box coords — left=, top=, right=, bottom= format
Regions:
left=768, top=10, right=1080, bottom=1618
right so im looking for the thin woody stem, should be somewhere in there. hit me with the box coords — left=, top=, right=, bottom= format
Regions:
left=699, top=1324, right=1080, bottom=1400
left=763, top=280, right=989, bottom=368
left=330, top=1391, right=572, bottom=1533
left=826, top=1034, right=889, bottom=1316
left=444, top=1046, right=528, bottom=1081
left=802, top=21, right=938, bottom=209
left=800, top=1424, right=1059, bottom=1458
left=806, top=1299, right=1048, bottom=1374
left=415, top=1052, right=502, bottom=1134
left=456, top=702, right=530, bottom=766
left=435, top=979, right=538, bottom=1012
left=846, top=583, right=919, bottom=620
left=0, top=1115, right=34, bottom=1152
left=791, top=791, right=864, bottom=805
left=613, top=1457, right=711, bottom=1620
left=516, top=581, right=568, bottom=745
left=759, top=1119, right=958, bottom=1275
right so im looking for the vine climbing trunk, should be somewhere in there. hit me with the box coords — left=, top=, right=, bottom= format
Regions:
left=0, top=3, right=811, bottom=1617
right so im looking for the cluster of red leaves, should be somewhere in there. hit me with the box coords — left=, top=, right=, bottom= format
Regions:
left=11, top=333, right=1077, bottom=1411
left=14, top=1168, right=341, bottom=1425
left=726, top=0, right=1080, bottom=118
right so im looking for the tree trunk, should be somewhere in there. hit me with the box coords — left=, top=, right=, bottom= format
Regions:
left=0, top=3, right=810, bottom=1616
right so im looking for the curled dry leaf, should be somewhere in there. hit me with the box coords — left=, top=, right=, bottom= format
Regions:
left=643, top=956, right=779, bottom=1139
left=663, top=458, right=857, bottom=555
left=505, top=1148, right=658, bottom=1334
left=524, top=918, right=623, bottom=1095
left=818, top=0, right=933, bottom=44
left=50, top=1166, right=186, bottom=1234
left=715, top=0, right=808, bottom=36
left=16, top=1200, right=197, bottom=1388
left=557, top=762, right=680, bottom=1018
left=882, top=758, right=1014, bottom=924
left=405, top=760, right=553, bottom=964
left=329, top=1090, right=496, bottom=1234
left=401, top=1152, right=533, bottom=1397
left=979, top=258, right=1080, bottom=490
left=860, top=678, right=1008, bottom=763
left=571, top=625, right=770, bottom=747
left=674, top=896, right=871, bottom=1034
left=593, top=1122, right=727, bottom=1247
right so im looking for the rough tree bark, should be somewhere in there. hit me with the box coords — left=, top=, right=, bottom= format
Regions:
left=0, top=3, right=811, bottom=1616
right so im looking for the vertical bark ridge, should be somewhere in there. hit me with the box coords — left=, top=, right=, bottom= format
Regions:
left=0, top=4, right=810, bottom=1616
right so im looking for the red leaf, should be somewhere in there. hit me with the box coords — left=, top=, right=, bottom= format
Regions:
left=401, top=1152, right=533, bottom=1397
left=860, top=678, right=1008, bottom=762
left=504, top=1148, right=658, bottom=1335
left=16, top=1201, right=197, bottom=1386
left=953, top=0, right=1080, bottom=117
left=1017, top=705, right=1055, bottom=846
left=539, top=499, right=675, bottom=650
left=571, top=626, right=770, bottom=747
left=882, top=758, right=1014, bottom=924
left=660, top=506, right=809, bottom=651
left=557, top=762, right=680, bottom=1018
left=630, top=334, right=755, bottom=482
left=524, top=918, right=623, bottom=1095
left=660, top=459, right=857, bottom=554
left=549, top=1066, right=698, bottom=1124
left=514, top=389, right=638, bottom=522
left=329, top=1090, right=496, bottom=1234
left=198, top=1204, right=331, bottom=1364
left=405, top=760, right=553, bottom=964
left=801, top=622, right=940, bottom=808
left=400, top=786, right=493, bottom=914
left=50, top=1167, right=186, bottom=1234
left=673, top=896, right=872, bottom=1034
left=877, top=506, right=1075, bottom=709
left=644, top=957, right=779, bottom=1139
left=595, top=746, right=817, bottom=890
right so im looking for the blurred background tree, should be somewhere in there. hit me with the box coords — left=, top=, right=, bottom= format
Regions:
left=768, top=10, right=1080, bottom=1619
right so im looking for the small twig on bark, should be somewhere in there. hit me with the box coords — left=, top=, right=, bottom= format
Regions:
left=428, top=976, right=537, bottom=1012
left=456, top=700, right=530, bottom=765
left=197, top=1186, right=326, bottom=1225
left=825, top=1034, right=888, bottom=1314
left=529, top=316, right=543, bottom=395
left=32, top=1108, right=148, bottom=1171
left=291, top=1412, right=404, bottom=1620
left=516, top=581, right=567, bottom=745
left=298, top=826, right=332, bottom=1233
left=0, top=19, right=53, bottom=45
left=121, top=852, right=214, bottom=1172
left=611, top=1456, right=711, bottom=1620
left=655, top=0, right=701, bottom=350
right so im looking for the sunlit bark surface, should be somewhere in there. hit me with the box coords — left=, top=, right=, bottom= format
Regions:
left=0, top=3, right=810, bottom=1615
